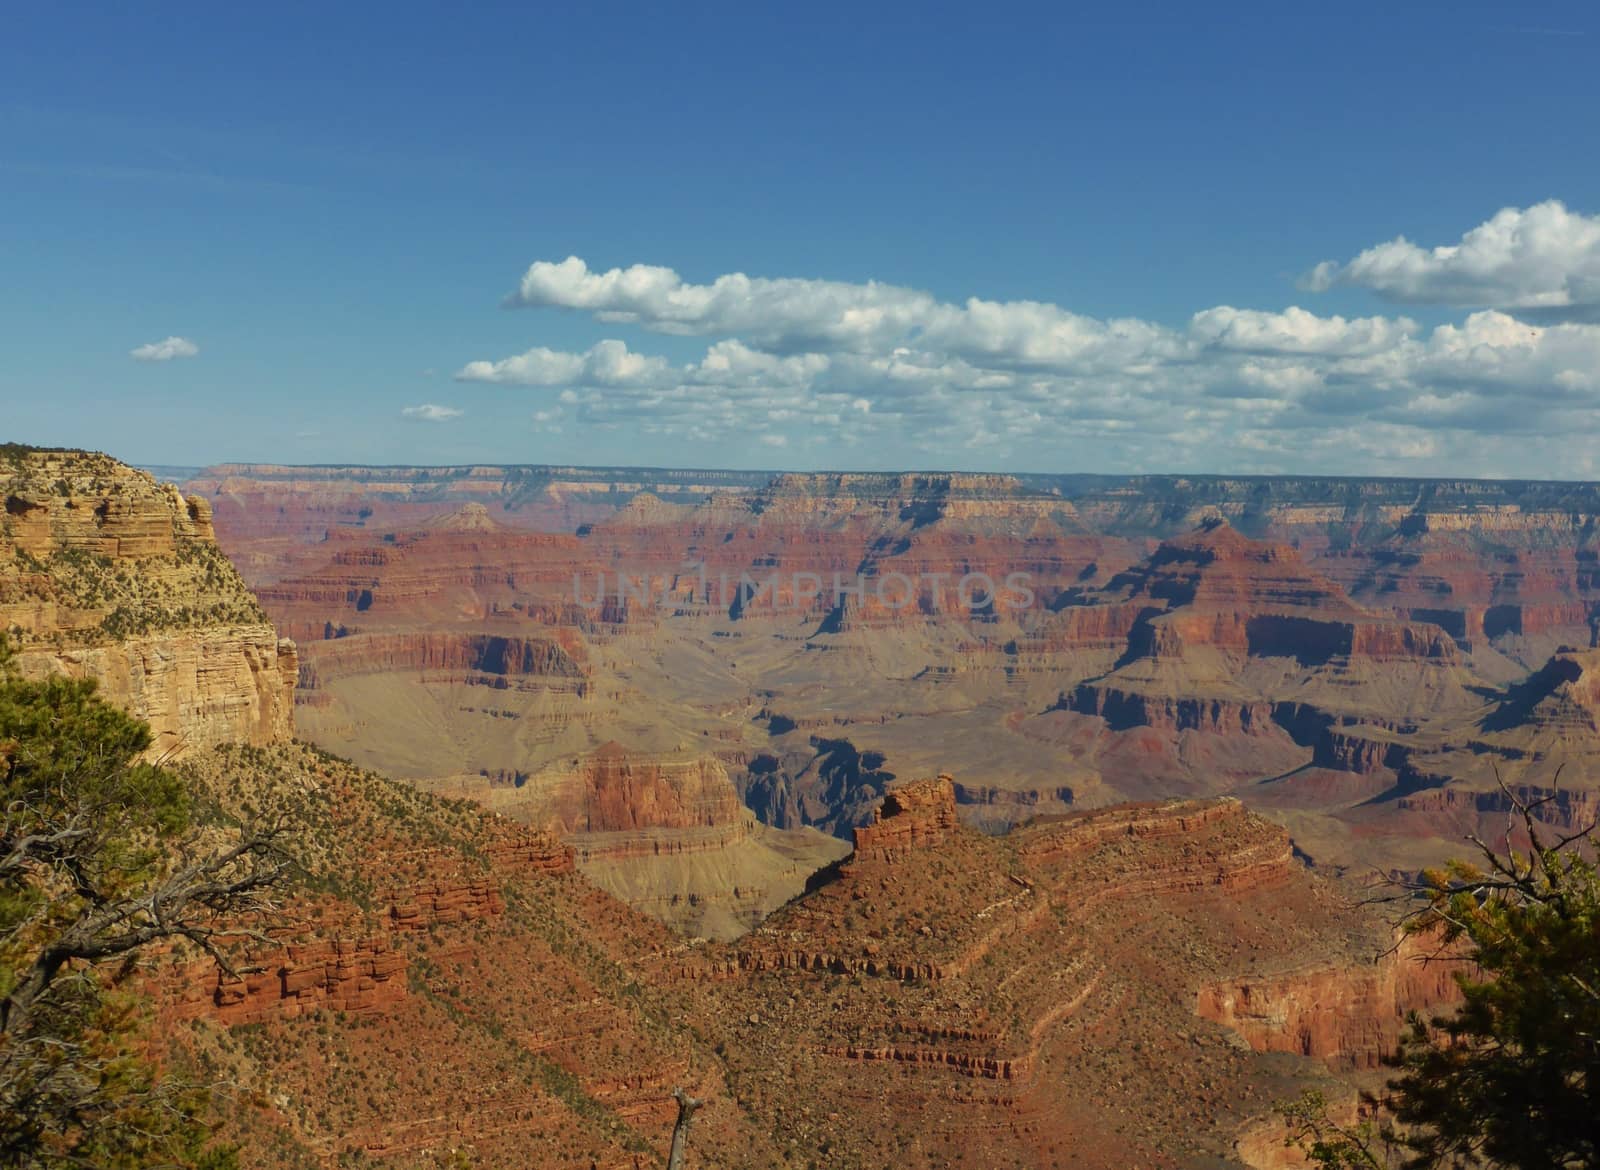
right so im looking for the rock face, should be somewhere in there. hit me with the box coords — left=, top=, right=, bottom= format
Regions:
left=2, top=447, right=295, bottom=755
left=671, top=780, right=1456, bottom=1167
left=1034, top=519, right=1476, bottom=804
left=852, top=772, right=960, bottom=857
left=172, top=937, right=409, bottom=1025
left=1071, top=518, right=1463, bottom=670
left=533, top=742, right=746, bottom=833
left=1195, top=929, right=1463, bottom=1070
left=15, top=628, right=297, bottom=756
left=296, top=631, right=586, bottom=691
left=445, top=744, right=850, bottom=940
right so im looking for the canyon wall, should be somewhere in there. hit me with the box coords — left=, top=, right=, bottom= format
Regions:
left=3, top=448, right=296, bottom=754
left=1196, top=930, right=1463, bottom=1070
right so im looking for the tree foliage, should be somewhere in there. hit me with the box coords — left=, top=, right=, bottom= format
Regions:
left=1, top=639, right=289, bottom=1168
left=1384, top=781, right=1600, bottom=1169
left=1283, top=777, right=1600, bottom=1170
left=1279, top=1089, right=1399, bottom=1169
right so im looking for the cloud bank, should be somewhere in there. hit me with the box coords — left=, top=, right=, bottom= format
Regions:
left=459, top=203, right=1600, bottom=475
left=131, top=336, right=199, bottom=362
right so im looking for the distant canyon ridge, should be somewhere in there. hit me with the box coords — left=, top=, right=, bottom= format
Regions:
left=183, top=461, right=1600, bottom=915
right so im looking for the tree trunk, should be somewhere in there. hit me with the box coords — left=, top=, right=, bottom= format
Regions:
left=667, top=1086, right=703, bottom=1170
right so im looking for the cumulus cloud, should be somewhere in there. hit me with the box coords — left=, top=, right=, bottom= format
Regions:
left=130, top=335, right=199, bottom=362
left=506, top=256, right=937, bottom=352
left=401, top=403, right=463, bottom=422
left=464, top=228, right=1600, bottom=475
left=1304, top=200, right=1600, bottom=321
left=1190, top=306, right=1416, bottom=356
left=458, top=339, right=670, bottom=387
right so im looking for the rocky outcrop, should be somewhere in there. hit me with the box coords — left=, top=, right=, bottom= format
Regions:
left=689, top=783, right=1441, bottom=1168
left=172, top=937, right=408, bottom=1024
left=532, top=743, right=746, bottom=834
left=485, top=830, right=578, bottom=876
left=1312, top=725, right=1408, bottom=774
left=824, top=1042, right=1024, bottom=1080
left=1017, top=798, right=1299, bottom=901
left=1069, top=686, right=1279, bottom=735
left=3, top=448, right=296, bottom=756
left=1394, top=784, right=1600, bottom=836
left=851, top=774, right=959, bottom=857
left=386, top=877, right=506, bottom=930
left=1080, top=521, right=1460, bottom=665
left=383, top=831, right=577, bottom=927
left=1047, top=521, right=1478, bottom=800
left=1196, top=931, right=1463, bottom=1070
left=4, top=451, right=217, bottom=563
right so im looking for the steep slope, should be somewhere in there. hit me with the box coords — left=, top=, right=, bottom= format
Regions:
left=151, top=761, right=1454, bottom=1169
left=160, top=742, right=790, bottom=1169
left=672, top=778, right=1458, bottom=1169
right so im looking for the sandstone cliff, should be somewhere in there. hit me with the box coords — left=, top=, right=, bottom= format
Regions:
left=3, top=447, right=295, bottom=754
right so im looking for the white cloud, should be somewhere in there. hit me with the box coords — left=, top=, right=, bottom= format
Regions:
left=1189, top=305, right=1416, bottom=356
left=457, top=339, right=669, bottom=387
left=506, top=256, right=937, bottom=352
left=401, top=403, right=463, bottom=422
left=461, top=229, right=1600, bottom=475
left=926, top=299, right=1181, bottom=370
left=130, top=335, right=199, bottom=362
left=1304, top=200, right=1600, bottom=320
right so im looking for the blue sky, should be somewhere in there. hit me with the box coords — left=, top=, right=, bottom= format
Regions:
left=3, top=0, right=1599, bottom=475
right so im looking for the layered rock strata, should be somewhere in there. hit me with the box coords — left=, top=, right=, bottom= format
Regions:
left=3, top=447, right=296, bottom=755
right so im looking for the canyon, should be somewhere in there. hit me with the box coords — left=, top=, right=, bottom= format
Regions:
left=187, top=461, right=1600, bottom=883
left=14, top=445, right=1594, bottom=1166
